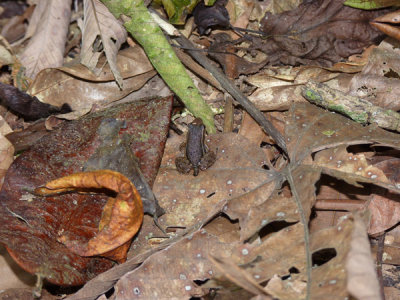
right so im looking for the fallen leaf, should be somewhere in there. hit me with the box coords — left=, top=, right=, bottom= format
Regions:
left=1, top=4, right=32, bottom=44
left=5, top=120, right=54, bottom=152
left=349, top=40, right=400, bottom=111
left=0, top=97, right=172, bottom=285
left=368, top=158, right=400, bottom=235
left=79, top=0, right=127, bottom=87
left=209, top=255, right=271, bottom=297
left=344, top=0, right=399, bottom=9
left=247, top=67, right=353, bottom=111
left=66, top=231, right=183, bottom=300
left=113, top=224, right=235, bottom=299
left=160, top=0, right=200, bottom=25
left=260, top=0, right=390, bottom=67
left=155, top=132, right=271, bottom=229
left=27, top=46, right=155, bottom=119
left=35, top=170, right=143, bottom=260
left=19, top=0, right=71, bottom=78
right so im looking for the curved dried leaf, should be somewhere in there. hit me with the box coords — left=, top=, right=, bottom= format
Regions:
left=0, top=97, right=172, bottom=285
left=27, top=47, right=155, bottom=118
left=20, top=0, right=71, bottom=78
left=35, top=170, right=144, bottom=257
left=80, top=0, right=127, bottom=87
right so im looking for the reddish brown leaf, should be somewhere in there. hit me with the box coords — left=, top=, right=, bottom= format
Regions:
left=35, top=170, right=143, bottom=259
left=0, top=96, right=172, bottom=285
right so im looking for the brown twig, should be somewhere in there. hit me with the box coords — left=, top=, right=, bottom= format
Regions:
left=377, top=233, right=386, bottom=300
left=314, top=199, right=365, bottom=211
left=223, top=95, right=234, bottom=132
left=174, top=35, right=287, bottom=154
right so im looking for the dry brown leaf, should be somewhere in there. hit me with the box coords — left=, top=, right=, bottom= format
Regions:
left=155, top=132, right=271, bottom=229
left=368, top=158, right=400, bottom=235
left=238, top=112, right=268, bottom=147
left=209, top=255, right=272, bottom=297
left=79, top=0, right=127, bottom=87
left=27, top=46, right=155, bottom=119
left=286, top=103, right=400, bottom=191
left=349, top=40, right=400, bottom=111
left=34, top=170, right=143, bottom=260
left=314, top=145, right=391, bottom=186
left=113, top=224, right=236, bottom=299
left=19, top=0, right=71, bottom=79
left=346, top=213, right=381, bottom=300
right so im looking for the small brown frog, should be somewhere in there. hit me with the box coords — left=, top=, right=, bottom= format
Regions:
left=175, top=118, right=216, bottom=176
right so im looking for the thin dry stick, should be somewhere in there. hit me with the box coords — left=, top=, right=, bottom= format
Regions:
left=223, top=95, right=234, bottom=132
left=376, top=233, right=386, bottom=300
left=175, top=35, right=287, bottom=153
left=148, top=10, right=287, bottom=152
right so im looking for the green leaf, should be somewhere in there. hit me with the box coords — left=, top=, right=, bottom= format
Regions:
left=161, top=0, right=201, bottom=24
left=344, top=0, right=400, bottom=9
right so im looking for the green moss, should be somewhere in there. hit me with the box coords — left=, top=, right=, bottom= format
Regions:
left=329, top=104, right=368, bottom=124
left=304, top=89, right=323, bottom=103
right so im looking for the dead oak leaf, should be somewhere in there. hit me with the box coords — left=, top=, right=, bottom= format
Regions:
left=314, top=145, right=390, bottom=185
left=113, top=227, right=235, bottom=299
left=35, top=170, right=143, bottom=260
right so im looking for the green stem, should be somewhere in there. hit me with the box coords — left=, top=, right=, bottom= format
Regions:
left=101, top=0, right=215, bottom=133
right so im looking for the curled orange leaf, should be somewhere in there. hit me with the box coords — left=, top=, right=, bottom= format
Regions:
left=34, top=170, right=143, bottom=258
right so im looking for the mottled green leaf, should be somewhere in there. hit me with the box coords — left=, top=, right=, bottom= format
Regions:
left=161, top=0, right=201, bottom=24
left=344, top=0, right=399, bottom=9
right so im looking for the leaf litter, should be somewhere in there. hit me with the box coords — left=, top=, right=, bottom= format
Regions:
left=0, top=0, right=400, bottom=299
